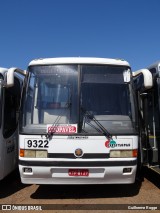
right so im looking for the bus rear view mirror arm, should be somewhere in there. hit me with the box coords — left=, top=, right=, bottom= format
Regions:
left=132, top=69, right=153, bottom=89
left=6, top=67, right=27, bottom=87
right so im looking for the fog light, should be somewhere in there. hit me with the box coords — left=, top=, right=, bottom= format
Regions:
left=123, top=168, right=132, bottom=173
left=24, top=168, right=32, bottom=173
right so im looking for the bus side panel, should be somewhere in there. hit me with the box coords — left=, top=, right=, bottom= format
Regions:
left=3, top=131, right=18, bottom=178
left=0, top=134, right=5, bottom=180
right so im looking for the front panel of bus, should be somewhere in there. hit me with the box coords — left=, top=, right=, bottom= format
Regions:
left=19, top=64, right=139, bottom=184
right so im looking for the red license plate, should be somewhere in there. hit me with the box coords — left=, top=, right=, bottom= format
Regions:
left=68, top=169, right=89, bottom=176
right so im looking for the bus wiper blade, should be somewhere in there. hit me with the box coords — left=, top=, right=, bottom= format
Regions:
left=46, top=102, right=71, bottom=138
left=81, top=107, right=112, bottom=139
left=51, top=102, right=71, bottom=125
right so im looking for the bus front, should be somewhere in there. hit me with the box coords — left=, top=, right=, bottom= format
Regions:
left=19, top=58, right=139, bottom=184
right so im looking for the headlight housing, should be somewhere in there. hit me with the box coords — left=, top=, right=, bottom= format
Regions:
left=20, top=149, right=47, bottom=158
left=110, top=149, right=138, bottom=158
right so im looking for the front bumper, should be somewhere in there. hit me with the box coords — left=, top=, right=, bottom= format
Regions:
left=19, top=159, right=137, bottom=184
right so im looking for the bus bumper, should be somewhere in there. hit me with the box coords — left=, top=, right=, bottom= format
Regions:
left=19, top=160, right=137, bottom=184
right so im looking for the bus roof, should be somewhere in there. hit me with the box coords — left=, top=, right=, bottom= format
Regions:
left=0, top=67, right=8, bottom=76
left=29, top=57, right=130, bottom=67
left=147, top=60, right=160, bottom=70
left=0, top=67, right=25, bottom=84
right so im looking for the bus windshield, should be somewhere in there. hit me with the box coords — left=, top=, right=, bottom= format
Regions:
left=21, top=64, right=137, bottom=135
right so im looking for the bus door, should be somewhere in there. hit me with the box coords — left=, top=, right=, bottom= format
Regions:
left=141, top=80, right=160, bottom=173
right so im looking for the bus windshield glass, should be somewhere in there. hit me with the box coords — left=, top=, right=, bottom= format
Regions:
left=21, top=64, right=137, bottom=134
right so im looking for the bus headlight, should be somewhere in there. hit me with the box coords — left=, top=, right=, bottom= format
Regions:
left=20, top=149, right=47, bottom=158
left=36, top=150, right=48, bottom=158
left=24, top=150, right=36, bottom=158
left=110, top=149, right=137, bottom=158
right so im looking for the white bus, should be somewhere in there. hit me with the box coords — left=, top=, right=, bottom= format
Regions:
left=0, top=67, right=23, bottom=180
left=7, top=58, right=152, bottom=184
left=135, top=61, right=160, bottom=175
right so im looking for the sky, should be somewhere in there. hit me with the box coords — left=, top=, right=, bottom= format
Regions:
left=0, top=0, right=160, bottom=71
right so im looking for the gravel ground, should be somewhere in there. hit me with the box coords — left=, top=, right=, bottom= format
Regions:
left=0, top=167, right=159, bottom=213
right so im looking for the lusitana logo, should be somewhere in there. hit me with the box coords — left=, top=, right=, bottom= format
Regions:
left=105, top=140, right=117, bottom=148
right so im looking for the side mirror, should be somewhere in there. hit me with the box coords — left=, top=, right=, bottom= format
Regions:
left=132, top=69, right=153, bottom=89
left=6, top=67, right=26, bottom=87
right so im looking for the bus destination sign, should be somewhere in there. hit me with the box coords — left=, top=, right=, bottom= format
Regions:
left=47, top=124, right=77, bottom=134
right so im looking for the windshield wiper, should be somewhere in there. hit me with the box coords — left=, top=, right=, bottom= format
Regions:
left=45, top=102, right=71, bottom=138
left=53, top=102, right=71, bottom=124
left=81, top=107, right=112, bottom=139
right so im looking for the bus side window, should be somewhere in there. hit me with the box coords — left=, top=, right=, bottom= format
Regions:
left=3, top=78, right=21, bottom=138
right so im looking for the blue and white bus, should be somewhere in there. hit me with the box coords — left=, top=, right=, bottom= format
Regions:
left=7, top=58, right=152, bottom=184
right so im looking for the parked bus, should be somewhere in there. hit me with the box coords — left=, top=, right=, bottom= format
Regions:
left=135, top=61, right=160, bottom=175
left=7, top=58, right=152, bottom=184
left=0, top=67, right=24, bottom=180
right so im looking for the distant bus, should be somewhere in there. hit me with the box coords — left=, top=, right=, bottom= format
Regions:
left=0, top=67, right=23, bottom=180
left=135, top=61, right=160, bottom=175
left=7, top=58, right=152, bottom=184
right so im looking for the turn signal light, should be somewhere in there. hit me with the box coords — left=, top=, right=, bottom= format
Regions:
left=20, top=149, right=24, bottom=157
left=132, top=149, right=138, bottom=157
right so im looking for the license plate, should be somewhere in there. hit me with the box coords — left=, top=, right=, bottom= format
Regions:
left=68, top=169, right=89, bottom=176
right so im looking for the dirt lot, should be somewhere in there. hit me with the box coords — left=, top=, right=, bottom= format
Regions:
left=0, top=168, right=159, bottom=212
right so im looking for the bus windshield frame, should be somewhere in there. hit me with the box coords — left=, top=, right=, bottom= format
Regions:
left=20, top=64, right=138, bottom=135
